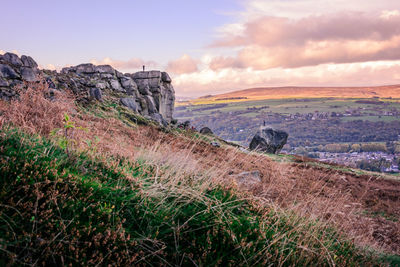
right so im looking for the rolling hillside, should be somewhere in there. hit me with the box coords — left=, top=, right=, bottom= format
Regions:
left=183, top=85, right=400, bottom=105
left=1, top=83, right=400, bottom=265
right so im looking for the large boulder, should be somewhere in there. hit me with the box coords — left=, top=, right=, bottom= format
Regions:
left=0, top=64, right=20, bottom=79
left=120, top=97, right=140, bottom=112
left=89, top=88, right=102, bottom=101
left=3, top=53, right=23, bottom=66
left=20, top=67, right=38, bottom=81
left=200, top=127, right=213, bottom=135
left=21, top=55, right=38, bottom=68
left=130, top=70, right=175, bottom=122
left=249, top=126, right=288, bottom=154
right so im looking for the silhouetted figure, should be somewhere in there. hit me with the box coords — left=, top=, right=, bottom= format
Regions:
left=142, top=65, right=145, bottom=71
left=263, top=120, right=266, bottom=126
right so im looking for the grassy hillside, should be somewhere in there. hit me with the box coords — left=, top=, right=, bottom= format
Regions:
left=0, top=83, right=399, bottom=266
left=181, top=84, right=400, bottom=105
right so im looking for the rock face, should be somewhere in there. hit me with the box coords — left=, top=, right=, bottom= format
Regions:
left=249, top=126, right=288, bottom=154
left=0, top=52, right=175, bottom=124
left=0, top=53, right=40, bottom=99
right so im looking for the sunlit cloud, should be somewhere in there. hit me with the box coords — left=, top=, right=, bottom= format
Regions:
left=0, top=49, right=19, bottom=56
left=173, top=60, right=400, bottom=97
left=240, top=0, right=400, bottom=19
left=209, top=11, right=400, bottom=70
left=166, top=54, right=198, bottom=74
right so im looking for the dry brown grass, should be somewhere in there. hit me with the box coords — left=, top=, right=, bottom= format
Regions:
left=1, top=82, right=399, bottom=256
left=0, top=80, right=74, bottom=135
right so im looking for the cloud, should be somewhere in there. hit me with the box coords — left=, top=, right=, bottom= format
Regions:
left=0, top=49, right=19, bottom=56
left=173, top=60, right=400, bottom=97
left=240, top=0, right=400, bottom=19
left=45, top=64, right=57, bottom=71
left=166, top=54, right=198, bottom=74
left=90, top=57, right=158, bottom=71
left=209, top=11, right=400, bottom=70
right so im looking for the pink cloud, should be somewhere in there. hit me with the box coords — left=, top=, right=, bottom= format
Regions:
left=173, top=61, right=400, bottom=97
left=166, top=54, right=198, bottom=74
left=209, top=11, right=400, bottom=70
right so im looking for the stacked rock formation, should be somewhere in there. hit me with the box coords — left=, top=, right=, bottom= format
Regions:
left=249, top=126, right=288, bottom=154
left=0, top=52, right=175, bottom=125
left=0, top=53, right=39, bottom=99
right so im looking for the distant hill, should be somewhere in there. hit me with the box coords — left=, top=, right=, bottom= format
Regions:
left=189, top=85, right=400, bottom=104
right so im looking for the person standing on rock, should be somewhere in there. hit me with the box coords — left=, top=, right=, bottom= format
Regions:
left=142, top=65, right=145, bottom=72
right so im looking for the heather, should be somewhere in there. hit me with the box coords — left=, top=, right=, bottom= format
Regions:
left=0, top=82, right=398, bottom=266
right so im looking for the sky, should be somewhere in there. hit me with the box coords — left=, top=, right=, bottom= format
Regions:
left=1, top=0, right=400, bottom=97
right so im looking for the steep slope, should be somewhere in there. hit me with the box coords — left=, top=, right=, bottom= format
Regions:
left=0, top=73, right=400, bottom=265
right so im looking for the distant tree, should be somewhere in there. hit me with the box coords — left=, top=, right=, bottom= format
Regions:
left=356, top=158, right=391, bottom=172
left=324, top=143, right=350, bottom=153
left=350, top=144, right=361, bottom=152
left=360, top=143, right=387, bottom=152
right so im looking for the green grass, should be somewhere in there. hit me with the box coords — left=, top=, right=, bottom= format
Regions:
left=177, top=98, right=400, bottom=118
left=0, top=127, right=385, bottom=266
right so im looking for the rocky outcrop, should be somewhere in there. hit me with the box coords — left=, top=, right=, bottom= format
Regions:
left=0, top=52, right=175, bottom=124
left=0, top=53, right=40, bottom=99
left=249, top=126, right=288, bottom=154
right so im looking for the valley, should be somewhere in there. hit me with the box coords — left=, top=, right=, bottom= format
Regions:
left=176, top=89, right=400, bottom=174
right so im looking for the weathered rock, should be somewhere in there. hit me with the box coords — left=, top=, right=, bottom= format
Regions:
left=0, top=64, right=20, bottom=79
left=96, top=65, right=115, bottom=74
left=109, top=79, right=124, bottom=92
left=75, top=64, right=97, bottom=74
left=120, top=76, right=135, bottom=88
left=144, top=95, right=157, bottom=113
left=115, top=70, right=124, bottom=78
left=89, top=88, right=102, bottom=101
left=21, top=55, right=38, bottom=68
left=131, top=70, right=175, bottom=122
left=3, top=53, right=23, bottom=66
left=95, top=81, right=108, bottom=90
left=235, top=171, right=261, bottom=187
left=120, top=76, right=139, bottom=96
left=249, top=126, right=288, bottom=154
left=20, top=67, right=38, bottom=81
left=0, top=78, right=9, bottom=87
left=200, top=127, right=213, bottom=135
left=120, top=97, right=140, bottom=112
left=161, top=72, right=171, bottom=83
left=149, top=113, right=168, bottom=127
left=0, top=52, right=176, bottom=125
left=137, top=84, right=151, bottom=95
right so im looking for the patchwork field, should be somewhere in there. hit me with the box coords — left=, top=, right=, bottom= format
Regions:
left=175, top=87, right=400, bottom=174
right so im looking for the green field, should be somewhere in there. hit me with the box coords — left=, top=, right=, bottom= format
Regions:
left=176, top=98, right=400, bottom=122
